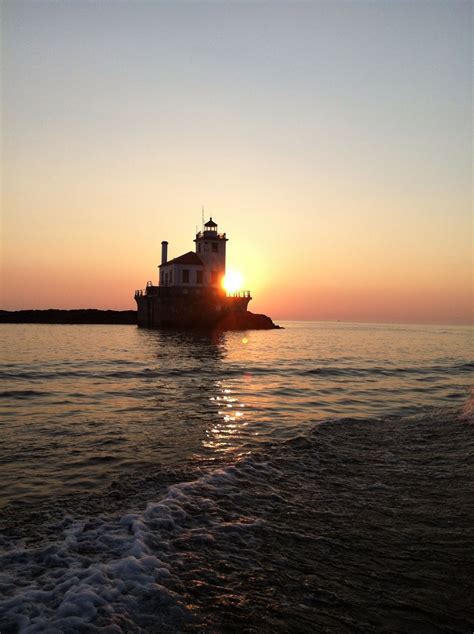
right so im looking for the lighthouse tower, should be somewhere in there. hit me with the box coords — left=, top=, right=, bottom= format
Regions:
left=194, top=217, right=228, bottom=289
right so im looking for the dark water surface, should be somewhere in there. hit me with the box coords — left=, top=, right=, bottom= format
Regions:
left=0, top=322, right=472, bottom=632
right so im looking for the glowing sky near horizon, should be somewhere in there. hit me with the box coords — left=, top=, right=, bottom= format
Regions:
left=1, top=1, right=472, bottom=324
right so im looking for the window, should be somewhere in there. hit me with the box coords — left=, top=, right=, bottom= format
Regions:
left=196, top=270, right=203, bottom=284
left=169, top=270, right=172, bottom=284
left=212, top=242, right=218, bottom=253
left=182, top=269, right=190, bottom=283
left=198, top=243, right=201, bottom=253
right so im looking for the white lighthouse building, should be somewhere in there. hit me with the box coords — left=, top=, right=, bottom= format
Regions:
left=158, top=218, right=228, bottom=290
left=135, top=217, right=251, bottom=328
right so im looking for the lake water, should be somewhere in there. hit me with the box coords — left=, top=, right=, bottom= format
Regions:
left=0, top=322, right=473, bottom=632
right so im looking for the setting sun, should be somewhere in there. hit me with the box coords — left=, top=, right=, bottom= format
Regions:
left=223, top=270, right=243, bottom=294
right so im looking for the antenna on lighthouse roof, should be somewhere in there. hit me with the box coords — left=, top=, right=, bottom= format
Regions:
left=201, top=205, right=204, bottom=231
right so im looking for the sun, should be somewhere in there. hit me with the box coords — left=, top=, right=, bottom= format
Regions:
left=223, top=270, right=243, bottom=294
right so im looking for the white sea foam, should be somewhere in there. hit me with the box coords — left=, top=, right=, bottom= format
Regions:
left=0, top=457, right=274, bottom=632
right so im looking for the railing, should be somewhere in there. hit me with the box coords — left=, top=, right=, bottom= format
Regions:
left=136, top=287, right=251, bottom=299
left=195, top=231, right=227, bottom=240
left=227, top=290, right=251, bottom=298
left=135, top=281, right=155, bottom=297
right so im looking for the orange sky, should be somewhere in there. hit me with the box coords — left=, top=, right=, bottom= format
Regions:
left=1, top=2, right=472, bottom=324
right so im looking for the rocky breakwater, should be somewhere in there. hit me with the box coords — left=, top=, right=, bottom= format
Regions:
left=0, top=309, right=281, bottom=330
left=0, top=310, right=137, bottom=324
left=216, top=311, right=281, bottom=330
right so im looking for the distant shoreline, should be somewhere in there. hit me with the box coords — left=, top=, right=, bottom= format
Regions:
left=0, top=310, right=137, bottom=325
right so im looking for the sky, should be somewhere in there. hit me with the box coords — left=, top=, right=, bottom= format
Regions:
left=1, top=0, right=472, bottom=324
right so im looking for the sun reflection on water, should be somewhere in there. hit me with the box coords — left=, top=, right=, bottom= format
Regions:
left=204, top=381, right=249, bottom=453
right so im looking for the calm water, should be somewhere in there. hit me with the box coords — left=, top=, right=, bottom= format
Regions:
left=0, top=322, right=473, bottom=632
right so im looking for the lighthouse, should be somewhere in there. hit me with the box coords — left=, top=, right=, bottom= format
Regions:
left=134, top=217, right=251, bottom=328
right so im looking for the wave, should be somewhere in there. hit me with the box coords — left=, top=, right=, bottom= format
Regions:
left=0, top=389, right=51, bottom=400
left=301, top=361, right=474, bottom=377
left=1, top=360, right=473, bottom=384
left=1, top=403, right=473, bottom=632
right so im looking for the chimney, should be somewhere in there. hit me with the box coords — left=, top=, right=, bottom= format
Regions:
left=161, top=241, right=168, bottom=265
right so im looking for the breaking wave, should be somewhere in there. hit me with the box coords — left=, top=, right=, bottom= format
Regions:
left=1, top=403, right=473, bottom=633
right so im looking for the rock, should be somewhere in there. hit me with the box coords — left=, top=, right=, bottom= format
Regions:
left=215, top=311, right=281, bottom=331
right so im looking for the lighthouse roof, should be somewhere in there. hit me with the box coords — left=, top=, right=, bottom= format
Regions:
left=159, top=251, right=203, bottom=268
left=204, top=217, right=218, bottom=228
